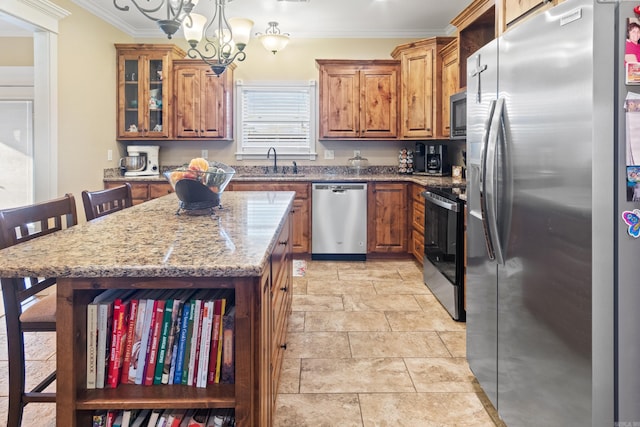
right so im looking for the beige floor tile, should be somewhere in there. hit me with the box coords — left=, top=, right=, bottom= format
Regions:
left=284, top=332, right=352, bottom=359
left=0, top=401, right=57, bottom=427
left=359, top=392, right=497, bottom=427
left=305, top=311, right=390, bottom=332
left=363, top=260, right=416, bottom=270
left=277, top=358, right=301, bottom=394
left=342, top=294, right=422, bottom=311
left=291, top=295, right=344, bottom=312
left=439, top=330, right=467, bottom=357
left=306, top=279, right=375, bottom=295
left=288, top=312, right=306, bottom=332
left=397, top=267, right=425, bottom=282
left=348, top=331, right=450, bottom=358
left=305, top=265, right=339, bottom=280
left=404, top=357, right=479, bottom=392
left=0, top=331, right=57, bottom=361
left=0, top=360, right=56, bottom=396
left=385, top=310, right=465, bottom=333
left=338, top=269, right=403, bottom=281
left=300, top=358, right=415, bottom=393
left=292, top=277, right=308, bottom=294
left=373, top=279, right=432, bottom=295
left=313, top=260, right=367, bottom=270
left=274, top=393, right=363, bottom=427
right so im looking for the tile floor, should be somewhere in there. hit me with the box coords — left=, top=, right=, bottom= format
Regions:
left=0, top=259, right=505, bottom=426
left=274, top=259, right=504, bottom=427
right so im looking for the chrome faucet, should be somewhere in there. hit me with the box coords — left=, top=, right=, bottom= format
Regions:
left=267, top=147, right=277, bottom=173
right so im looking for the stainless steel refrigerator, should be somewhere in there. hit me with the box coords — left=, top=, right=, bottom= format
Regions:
left=466, top=1, right=640, bottom=425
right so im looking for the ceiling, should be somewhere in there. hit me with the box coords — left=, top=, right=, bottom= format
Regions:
left=63, top=0, right=472, bottom=40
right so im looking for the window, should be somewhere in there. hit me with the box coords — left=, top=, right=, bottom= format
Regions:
left=235, top=80, right=317, bottom=160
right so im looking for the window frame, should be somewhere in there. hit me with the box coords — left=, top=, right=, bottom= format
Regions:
left=234, top=80, right=317, bottom=161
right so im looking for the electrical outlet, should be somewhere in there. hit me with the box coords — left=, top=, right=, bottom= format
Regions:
left=201, top=149, right=208, bottom=159
left=107, top=149, right=113, bottom=161
left=354, top=150, right=361, bottom=157
left=324, top=150, right=334, bottom=160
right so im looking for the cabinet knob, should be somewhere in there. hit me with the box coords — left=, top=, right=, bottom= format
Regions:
left=280, top=343, right=287, bottom=350
left=279, top=240, right=288, bottom=246
left=280, top=286, right=288, bottom=292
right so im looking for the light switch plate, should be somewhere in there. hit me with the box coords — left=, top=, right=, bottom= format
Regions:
left=201, top=149, right=209, bottom=160
left=324, top=150, right=334, bottom=160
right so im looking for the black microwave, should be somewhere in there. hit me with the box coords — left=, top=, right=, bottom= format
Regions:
left=450, top=91, right=466, bottom=140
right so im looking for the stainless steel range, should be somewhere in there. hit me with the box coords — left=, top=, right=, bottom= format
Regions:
left=421, top=185, right=466, bottom=321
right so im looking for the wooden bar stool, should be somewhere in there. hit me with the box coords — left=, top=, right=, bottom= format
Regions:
left=0, top=193, right=78, bottom=427
left=82, top=183, right=133, bottom=221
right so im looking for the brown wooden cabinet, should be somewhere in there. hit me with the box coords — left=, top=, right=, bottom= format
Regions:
left=367, top=182, right=408, bottom=254
left=450, top=0, right=496, bottom=90
left=316, top=59, right=400, bottom=139
left=390, top=37, right=455, bottom=139
left=173, top=61, right=234, bottom=140
left=104, top=180, right=173, bottom=205
left=410, top=183, right=425, bottom=264
left=440, top=39, right=459, bottom=139
left=227, top=182, right=310, bottom=254
left=497, top=0, right=564, bottom=32
left=116, top=44, right=185, bottom=140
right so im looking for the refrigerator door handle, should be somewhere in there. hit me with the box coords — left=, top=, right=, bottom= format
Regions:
left=484, top=97, right=506, bottom=265
left=479, top=100, right=497, bottom=261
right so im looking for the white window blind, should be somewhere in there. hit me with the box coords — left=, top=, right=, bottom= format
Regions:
left=236, top=80, right=317, bottom=160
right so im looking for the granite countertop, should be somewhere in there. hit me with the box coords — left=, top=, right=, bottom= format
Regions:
left=0, top=192, right=294, bottom=279
left=104, top=166, right=466, bottom=188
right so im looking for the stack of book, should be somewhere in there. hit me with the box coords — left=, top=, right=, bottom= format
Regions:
left=87, top=288, right=235, bottom=389
left=91, top=408, right=235, bottom=427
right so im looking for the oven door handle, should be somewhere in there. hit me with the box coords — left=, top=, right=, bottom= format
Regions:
left=422, top=192, right=460, bottom=212
left=482, top=97, right=505, bottom=265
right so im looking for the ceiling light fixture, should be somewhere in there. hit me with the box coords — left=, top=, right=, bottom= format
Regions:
left=113, top=0, right=199, bottom=39
left=257, top=22, right=290, bottom=55
left=183, top=0, right=253, bottom=76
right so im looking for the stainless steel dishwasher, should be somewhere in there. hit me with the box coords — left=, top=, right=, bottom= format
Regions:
left=312, top=183, right=367, bottom=261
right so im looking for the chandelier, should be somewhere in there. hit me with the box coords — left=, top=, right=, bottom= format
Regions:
left=256, top=22, right=290, bottom=55
left=183, top=0, right=254, bottom=76
left=113, top=0, right=199, bottom=39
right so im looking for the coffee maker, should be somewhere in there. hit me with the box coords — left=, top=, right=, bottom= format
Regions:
left=425, top=144, right=450, bottom=176
left=120, top=145, right=160, bottom=177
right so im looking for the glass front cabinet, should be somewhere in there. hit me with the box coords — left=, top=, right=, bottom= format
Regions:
left=116, top=44, right=186, bottom=140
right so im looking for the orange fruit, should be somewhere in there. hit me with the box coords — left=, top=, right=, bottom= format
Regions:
left=188, top=157, right=209, bottom=172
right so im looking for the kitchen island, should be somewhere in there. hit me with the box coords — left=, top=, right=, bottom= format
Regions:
left=0, top=191, right=295, bottom=426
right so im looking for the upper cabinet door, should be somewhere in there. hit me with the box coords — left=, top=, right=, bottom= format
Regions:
left=317, top=60, right=400, bottom=140
left=359, top=65, right=399, bottom=138
left=398, top=46, right=434, bottom=138
left=116, top=44, right=185, bottom=140
left=174, top=61, right=234, bottom=140
left=318, top=63, right=360, bottom=139
left=391, top=37, right=455, bottom=140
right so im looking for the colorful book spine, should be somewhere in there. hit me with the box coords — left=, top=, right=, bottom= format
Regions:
left=120, top=297, right=139, bottom=385
left=128, top=297, right=148, bottom=384
left=174, top=300, right=192, bottom=384
left=187, top=299, right=204, bottom=386
left=153, top=298, right=175, bottom=384
left=220, top=305, right=236, bottom=384
left=86, top=302, right=98, bottom=389
left=96, top=298, right=114, bottom=388
left=214, top=298, right=227, bottom=383
left=144, top=298, right=166, bottom=386
left=196, top=300, right=214, bottom=388
left=107, top=297, right=129, bottom=388
left=207, top=298, right=225, bottom=384
left=135, top=298, right=156, bottom=385
left=181, top=300, right=196, bottom=385
left=163, top=299, right=183, bottom=384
